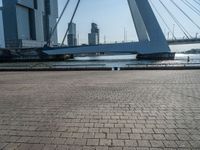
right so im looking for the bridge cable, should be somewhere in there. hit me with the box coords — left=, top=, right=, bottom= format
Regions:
left=61, top=0, right=81, bottom=46
left=149, top=0, right=176, bottom=39
left=193, top=0, right=200, bottom=6
left=186, top=0, right=200, bottom=15
left=182, top=0, right=200, bottom=16
left=47, top=0, right=71, bottom=46
left=158, top=0, right=192, bottom=39
left=170, top=0, right=200, bottom=31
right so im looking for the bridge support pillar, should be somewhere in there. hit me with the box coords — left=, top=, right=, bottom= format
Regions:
left=128, top=0, right=174, bottom=60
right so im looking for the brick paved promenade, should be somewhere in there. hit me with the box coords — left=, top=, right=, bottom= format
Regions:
left=0, top=71, right=200, bottom=150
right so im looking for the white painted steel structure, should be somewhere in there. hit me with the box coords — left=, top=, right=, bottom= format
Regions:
left=44, top=0, right=171, bottom=56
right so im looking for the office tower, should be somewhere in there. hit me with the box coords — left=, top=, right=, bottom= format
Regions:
left=0, top=6, right=5, bottom=48
left=88, top=23, right=100, bottom=45
left=1, top=0, right=58, bottom=48
left=67, top=22, right=77, bottom=46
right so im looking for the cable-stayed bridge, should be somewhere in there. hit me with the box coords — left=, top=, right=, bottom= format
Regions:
left=1, top=0, right=197, bottom=61
left=168, top=38, right=200, bottom=45
left=150, top=0, right=200, bottom=44
left=43, top=0, right=200, bottom=60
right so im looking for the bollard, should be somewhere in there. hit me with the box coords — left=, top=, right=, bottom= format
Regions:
left=112, top=67, right=120, bottom=71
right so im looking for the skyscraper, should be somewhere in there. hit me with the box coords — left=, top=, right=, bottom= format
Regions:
left=67, top=22, right=77, bottom=47
left=1, top=0, right=58, bottom=48
left=88, top=23, right=100, bottom=45
left=0, top=6, right=5, bottom=48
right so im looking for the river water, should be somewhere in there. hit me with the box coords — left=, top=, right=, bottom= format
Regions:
left=0, top=53, right=199, bottom=69
left=71, top=53, right=200, bottom=67
left=1, top=43, right=200, bottom=69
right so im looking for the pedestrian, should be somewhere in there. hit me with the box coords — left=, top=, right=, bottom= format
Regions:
left=187, top=56, right=190, bottom=63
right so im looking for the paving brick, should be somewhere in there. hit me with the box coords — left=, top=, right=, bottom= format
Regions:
left=56, top=145, right=70, bottom=150
left=95, top=133, right=106, bottom=139
left=62, top=145, right=82, bottom=150
left=121, top=128, right=132, bottom=133
left=123, top=147, right=137, bottom=150
left=163, top=141, right=178, bottom=148
left=112, top=139, right=125, bottom=147
left=153, top=134, right=166, bottom=140
left=141, top=134, right=154, bottom=140
left=87, top=139, right=99, bottom=146
left=177, top=134, right=192, bottom=141
left=29, top=144, right=45, bottom=150
left=136, top=147, right=150, bottom=150
left=16, top=143, right=32, bottom=150
left=107, top=134, right=117, bottom=139
left=99, top=128, right=109, bottom=134
left=118, top=133, right=129, bottom=140
left=110, top=128, right=120, bottom=133
left=130, top=134, right=142, bottom=140
left=0, top=71, right=200, bottom=149
left=99, top=139, right=112, bottom=146
left=54, top=138, right=67, bottom=144
left=150, top=140, right=164, bottom=148
left=0, top=143, right=7, bottom=149
left=176, top=141, right=191, bottom=148
left=153, top=129, right=165, bottom=134
left=142, top=129, right=154, bottom=134
left=65, top=138, right=75, bottom=145
left=74, top=139, right=87, bottom=146
left=96, top=146, right=109, bottom=150
left=83, top=133, right=95, bottom=139
left=137, top=140, right=151, bottom=147
left=189, top=141, right=200, bottom=148
left=125, top=140, right=138, bottom=146
left=164, top=134, right=179, bottom=140
left=109, top=147, right=123, bottom=150
left=43, top=144, right=57, bottom=150
left=164, top=129, right=176, bottom=134
left=78, top=128, right=89, bottom=133
left=89, top=128, right=99, bottom=133
left=132, top=129, right=143, bottom=134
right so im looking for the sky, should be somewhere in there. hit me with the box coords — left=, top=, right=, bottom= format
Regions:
left=57, top=0, right=200, bottom=47
left=1, top=0, right=200, bottom=51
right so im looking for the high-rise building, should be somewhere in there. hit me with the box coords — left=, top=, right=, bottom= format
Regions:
left=67, top=22, right=77, bottom=46
left=1, top=0, right=58, bottom=48
left=88, top=23, right=100, bottom=45
left=0, top=6, right=5, bottom=48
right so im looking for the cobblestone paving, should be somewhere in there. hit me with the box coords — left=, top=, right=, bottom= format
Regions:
left=0, top=71, right=200, bottom=150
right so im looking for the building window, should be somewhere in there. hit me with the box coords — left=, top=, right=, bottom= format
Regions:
left=16, top=5, right=31, bottom=40
left=0, top=0, right=2, bottom=7
left=45, top=0, right=51, bottom=15
left=34, top=0, right=38, bottom=9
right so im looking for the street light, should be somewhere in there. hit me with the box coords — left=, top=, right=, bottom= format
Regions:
left=167, top=32, right=172, bottom=40
left=195, top=33, right=199, bottom=39
left=172, top=24, right=175, bottom=40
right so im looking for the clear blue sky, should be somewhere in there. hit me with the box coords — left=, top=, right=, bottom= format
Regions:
left=57, top=0, right=200, bottom=46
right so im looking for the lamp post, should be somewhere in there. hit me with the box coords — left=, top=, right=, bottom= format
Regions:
left=167, top=32, right=170, bottom=40
left=196, top=33, right=199, bottom=39
left=172, top=24, right=175, bottom=40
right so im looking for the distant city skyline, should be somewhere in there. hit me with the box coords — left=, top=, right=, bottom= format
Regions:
left=57, top=0, right=200, bottom=47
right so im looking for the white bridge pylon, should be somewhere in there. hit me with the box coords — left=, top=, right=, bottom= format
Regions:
left=44, top=0, right=171, bottom=57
